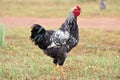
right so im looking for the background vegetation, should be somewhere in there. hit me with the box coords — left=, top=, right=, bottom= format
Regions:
left=0, top=0, right=120, bottom=17
left=0, top=24, right=6, bottom=48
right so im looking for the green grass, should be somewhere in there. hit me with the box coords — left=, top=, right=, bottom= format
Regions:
left=0, top=27, right=120, bottom=80
left=0, top=0, right=120, bottom=17
left=0, top=24, right=6, bottom=48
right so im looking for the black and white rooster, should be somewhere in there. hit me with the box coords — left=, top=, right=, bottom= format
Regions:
left=30, top=6, right=81, bottom=76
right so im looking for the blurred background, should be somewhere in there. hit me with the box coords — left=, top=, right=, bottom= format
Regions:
left=0, top=0, right=120, bottom=29
left=0, top=0, right=120, bottom=17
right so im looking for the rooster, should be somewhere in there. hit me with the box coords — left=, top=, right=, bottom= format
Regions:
left=30, top=6, right=81, bottom=76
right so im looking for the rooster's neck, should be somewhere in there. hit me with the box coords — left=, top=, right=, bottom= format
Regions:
left=65, top=12, right=76, bottom=23
left=59, top=12, right=77, bottom=32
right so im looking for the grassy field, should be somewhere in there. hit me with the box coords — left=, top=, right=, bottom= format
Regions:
left=0, top=27, right=120, bottom=80
left=0, top=0, right=120, bottom=17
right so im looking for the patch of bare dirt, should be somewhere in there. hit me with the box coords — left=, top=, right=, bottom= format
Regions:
left=0, top=16, right=120, bottom=30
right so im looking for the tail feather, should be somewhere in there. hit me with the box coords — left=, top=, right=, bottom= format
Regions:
left=30, top=24, right=47, bottom=49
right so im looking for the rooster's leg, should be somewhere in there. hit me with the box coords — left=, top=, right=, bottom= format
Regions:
left=53, top=58, right=58, bottom=75
left=59, top=66, right=64, bottom=76
left=53, top=63, right=57, bottom=75
left=58, top=56, right=66, bottom=77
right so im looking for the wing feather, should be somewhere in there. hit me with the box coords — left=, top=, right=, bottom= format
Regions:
left=51, top=30, right=70, bottom=46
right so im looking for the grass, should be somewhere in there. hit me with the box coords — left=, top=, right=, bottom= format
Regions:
left=0, top=24, right=6, bottom=48
left=0, top=0, right=120, bottom=17
left=0, top=27, right=120, bottom=80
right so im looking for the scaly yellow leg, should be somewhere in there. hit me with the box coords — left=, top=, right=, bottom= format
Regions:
left=53, top=64, right=57, bottom=76
left=59, top=66, right=64, bottom=76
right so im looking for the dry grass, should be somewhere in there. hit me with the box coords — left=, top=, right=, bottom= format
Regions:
left=0, top=27, right=120, bottom=80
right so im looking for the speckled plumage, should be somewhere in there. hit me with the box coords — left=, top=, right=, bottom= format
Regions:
left=30, top=10, right=79, bottom=66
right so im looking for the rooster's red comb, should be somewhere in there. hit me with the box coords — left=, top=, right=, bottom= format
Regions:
left=72, top=5, right=81, bottom=17
left=76, top=6, right=81, bottom=10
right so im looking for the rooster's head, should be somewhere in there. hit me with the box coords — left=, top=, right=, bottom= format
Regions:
left=72, top=6, right=81, bottom=17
